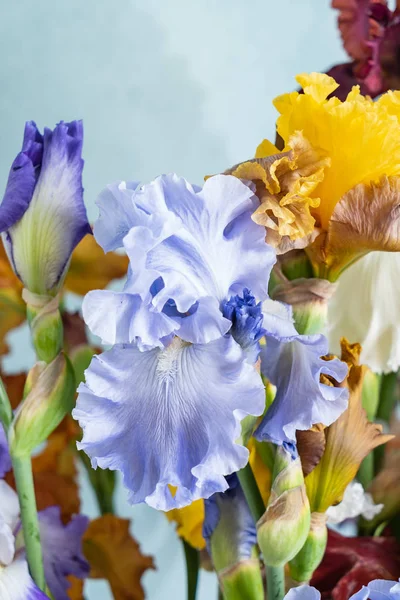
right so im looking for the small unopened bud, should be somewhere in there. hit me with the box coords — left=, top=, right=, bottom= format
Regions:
left=9, top=352, right=75, bottom=457
left=289, top=512, right=327, bottom=583
left=204, top=475, right=263, bottom=600
left=257, top=444, right=311, bottom=566
left=23, top=289, right=63, bottom=363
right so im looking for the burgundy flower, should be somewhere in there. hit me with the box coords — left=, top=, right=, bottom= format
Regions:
left=311, top=529, right=400, bottom=600
left=327, top=0, right=400, bottom=99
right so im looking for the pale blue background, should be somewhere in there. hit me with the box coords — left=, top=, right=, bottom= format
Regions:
left=0, top=1, right=347, bottom=598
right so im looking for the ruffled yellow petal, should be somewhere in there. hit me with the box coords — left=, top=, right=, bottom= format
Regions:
left=65, top=233, right=129, bottom=296
left=251, top=132, right=329, bottom=244
left=166, top=499, right=206, bottom=550
left=255, top=139, right=280, bottom=159
left=225, top=132, right=329, bottom=251
left=275, top=74, right=400, bottom=229
left=295, top=73, right=339, bottom=103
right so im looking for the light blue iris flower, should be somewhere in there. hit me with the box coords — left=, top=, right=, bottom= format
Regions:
left=74, top=173, right=349, bottom=511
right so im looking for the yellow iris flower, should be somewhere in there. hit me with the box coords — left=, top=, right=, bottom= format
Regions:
left=275, top=73, right=400, bottom=229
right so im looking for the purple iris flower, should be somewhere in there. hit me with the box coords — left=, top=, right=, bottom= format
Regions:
left=0, top=120, right=91, bottom=294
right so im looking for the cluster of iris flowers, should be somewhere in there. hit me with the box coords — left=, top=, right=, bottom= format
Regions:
left=0, top=5, right=400, bottom=600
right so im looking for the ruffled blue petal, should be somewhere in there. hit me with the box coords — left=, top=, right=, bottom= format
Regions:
left=255, top=334, right=349, bottom=445
left=74, top=335, right=265, bottom=510
left=0, top=557, right=49, bottom=599
left=0, top=423, right=11, bottom=477
left=284, top=586, right=321, bottom=600
left=94, top=180, right=140, bottom=252
left=203, top=474, right=256, bottom=569
left=0, top=122, right=43, bottom=233
left=82, top=288, right=179, bottom=349
left=1, top=121, right=91, bottom=293
left=38, top=507, right=89, bottom=600
left=87, top=173, right=275, bottom=347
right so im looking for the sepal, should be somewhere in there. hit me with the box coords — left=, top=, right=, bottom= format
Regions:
left=24, top=290, right=63, bottom=363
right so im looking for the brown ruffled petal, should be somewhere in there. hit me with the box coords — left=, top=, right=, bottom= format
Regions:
left=307, top=175, right=400, bottom=280
left=83, top=515, right=155, bottom=600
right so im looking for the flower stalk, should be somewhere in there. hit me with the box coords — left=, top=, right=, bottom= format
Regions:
left=11, top=454, right=46, bottom=591
left=237, top=462, right=286, bottom=600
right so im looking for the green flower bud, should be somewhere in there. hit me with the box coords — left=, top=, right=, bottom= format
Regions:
left=9, top=352, right=75, bottom=457
left=220, top=559, right=264, bottom=600
left=289, top=512, right=327, bottom=583
left=23, top=289, right=63, bottom=363
left=257, top=445, right=311, bottom=567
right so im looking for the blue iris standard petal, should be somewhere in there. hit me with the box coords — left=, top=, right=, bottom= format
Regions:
left=222, top=288, right=265, bottom=363
left=84, top=173, right=276, bottom=348
left=38, top=507, right=89, bottom=600
left=0, top=120, right=91, bottom=294
left=73, top=335, right=265, bottom=510
left=255, top=333, right=349, bottom=445
left=203, top=474, right=257, bottom=571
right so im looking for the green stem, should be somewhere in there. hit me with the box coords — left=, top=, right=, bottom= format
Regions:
left=266, top=566, right=285, bottom=600
left=357, top=452, right=375, bottom=490
left=237, top=464, right=285, bottom=600
left=377, top=372, right=398, bottom=423
left=0, top=376, right=13, bottom=430
left=78, top=450, right=116, bottom=515
left=375, top=371, right=399, bottom=473
left=11, top=455, right=45, bottom=591
left=183, top=539, right=199, bottom=600
left=237, top=463, right=265, bottom=523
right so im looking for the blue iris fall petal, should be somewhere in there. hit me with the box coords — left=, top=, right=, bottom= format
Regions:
left=255, top=332, right=349, bottom=445
left=83, top=173, right=276, bottom=348
left=0, top=120, right=91, bottom=294
left=74, top=336, right=265, bottom=510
